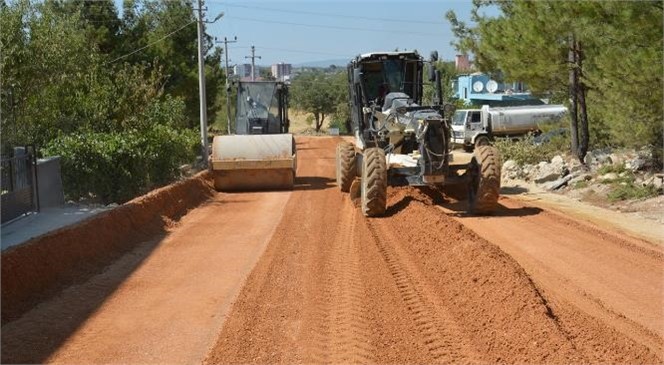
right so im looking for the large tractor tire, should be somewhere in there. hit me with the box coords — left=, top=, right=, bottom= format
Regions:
left=468, top=145, right=501, bottom=214
left=361, top=147, right=387, bottom=217
left=336, top=141, right=356, bottom=192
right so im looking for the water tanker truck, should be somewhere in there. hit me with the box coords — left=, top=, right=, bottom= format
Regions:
left=452, top=104, right=568, bottom=151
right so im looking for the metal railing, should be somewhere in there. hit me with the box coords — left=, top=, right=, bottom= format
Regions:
left=1, top=146, right=39, bottom=223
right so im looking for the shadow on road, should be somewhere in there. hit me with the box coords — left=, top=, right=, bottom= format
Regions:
left=1, top=176, right=214, bottom=363
left=440, top=199, right=543, bottom=218
left=1, top=235, right=166, bottom=364
left=501, top=185, right=530, bottom=195
left=294, top=176, right=335, bottom=191
left=384, top=185, right=542, bottom=219
left=385, top=196, right=418, bottom=216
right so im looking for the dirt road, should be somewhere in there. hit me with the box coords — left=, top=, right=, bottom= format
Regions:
left=204, top=137, right=662, bottom=364
left=439, top=197, right=664, bottom=356
left=2, top=136, right=662, bottom=363
left=2, top=190, right=291, bottom=363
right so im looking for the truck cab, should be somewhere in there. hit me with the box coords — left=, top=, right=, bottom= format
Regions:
left=452, top=109, right=490, bottom=151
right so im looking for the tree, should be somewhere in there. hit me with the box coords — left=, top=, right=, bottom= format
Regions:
left=423, top=61, right=459, bottom=105
left=0, top=0, right=228, bottom=202
left=290, top=70, right=341, bottom=131
left=0, top=0, right=190, bottom=147
left=50, top=0, right=122, bottom=55
left=446, top=0, right=663, bottom=166
left=259, top=67, right=276, bottom=81
left=113, top=0, right=225, bottom=128
left=1, top=0, right=103, bottom=147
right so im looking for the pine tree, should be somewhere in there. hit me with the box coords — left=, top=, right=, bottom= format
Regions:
left=446, top=0, right=663, bottom=166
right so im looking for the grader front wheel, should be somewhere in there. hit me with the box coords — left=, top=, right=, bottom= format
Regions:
left=468, top=145, right=501, bottom=214
left=361, top=148, right=387, bottom=217
left=335, top=141, right=356, bottom=192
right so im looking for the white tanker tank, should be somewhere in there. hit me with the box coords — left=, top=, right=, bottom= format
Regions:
left=451, top=104, right=568, bottom=150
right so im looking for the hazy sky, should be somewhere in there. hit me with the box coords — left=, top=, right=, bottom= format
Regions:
left=201, top=1, right=499, bottom=65
left=112, top=1, right=500, bottom=66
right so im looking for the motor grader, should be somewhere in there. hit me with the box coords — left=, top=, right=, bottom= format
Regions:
left=336, top=51, right=501, bottom=216
left=210, top=81, right=296, bottom=191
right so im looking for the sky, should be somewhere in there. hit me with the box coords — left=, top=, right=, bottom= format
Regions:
left=110, top=0, right=500, bottom=66
left=199, top=0, right=500, bottom=66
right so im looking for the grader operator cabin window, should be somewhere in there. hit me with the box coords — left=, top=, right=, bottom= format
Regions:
left=361, top=60, right=418, bottom=103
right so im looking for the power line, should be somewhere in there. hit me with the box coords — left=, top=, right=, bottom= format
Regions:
left=230, top=45, right=346, bottom=58
left=225, top=16, right=444, bottom=37
left=105, top=19, right=196, bottom=64
left=245, top=45, right=261, bottom=81
left=213, top=2, right=444, bottom=25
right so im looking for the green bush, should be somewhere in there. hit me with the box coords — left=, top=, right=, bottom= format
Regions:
left=494, top=132, right=570, bottom=166
left=328, top=116, right=348, bottom=134
left=597, top=163, right=628, bottom=175
left=305, top=114, right=314, bottom=127
left=607, top=183, right=659, bottom=202
left=573, top=180, right=589, bottom=189
left=43, top=125, right=198, bottom=204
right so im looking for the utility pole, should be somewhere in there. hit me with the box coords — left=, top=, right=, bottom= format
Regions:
left=216, top=36, right=237, bottom=135
left=195, top=0, right=209, bottom=166
left=245, top=45, right=261, bottom=81
left=194, top=1, right=223, bottom=166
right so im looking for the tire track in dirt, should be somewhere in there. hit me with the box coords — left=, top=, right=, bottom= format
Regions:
left=204, top=138, right=660, bottom=364
left=204, top=138, right=448, bottom=364
left=295, top=199, right=375, bottom=364
left=325, top=209, right=375, bottom=364
left=388, top=186, right=661, bottom=364
left=375, top=187, right=586, bottom=363
left=365, top=218, right=480, bottom=363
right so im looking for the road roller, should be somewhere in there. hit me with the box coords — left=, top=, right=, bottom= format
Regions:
left=210, top=81, right=296, bottom=191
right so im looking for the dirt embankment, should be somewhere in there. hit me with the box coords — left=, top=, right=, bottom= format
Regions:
left=1, top=172, right=215, bottom=323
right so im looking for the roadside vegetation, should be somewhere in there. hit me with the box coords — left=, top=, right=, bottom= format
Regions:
left=494, top=121, right=571, bottom=166
left=447, top=1, right=663, bottom=168
left=289, top=70, right=348, bottom=133
left=596, top=164, right=660, bottom=202
left=1, top=0, right=229, bottom=203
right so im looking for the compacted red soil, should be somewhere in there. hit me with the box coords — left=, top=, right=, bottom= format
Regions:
left=2, top=137, right=662, bottom=364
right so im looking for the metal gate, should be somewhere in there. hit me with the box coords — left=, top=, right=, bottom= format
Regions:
left=1, top=146, right=39, bottom=223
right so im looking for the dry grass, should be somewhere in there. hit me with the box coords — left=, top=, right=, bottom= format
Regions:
left=289, top=109, right=338, bottom=135
left=289, top=109, right=313, bottom=133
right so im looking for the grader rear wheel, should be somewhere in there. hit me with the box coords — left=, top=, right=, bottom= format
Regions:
left=468, top=145, right=501, bottom=214
left=336, top=141, right=356, bottom=192
left=361, top=148, right=387, bottom=217
left=475, top=135, right=491, bottom=148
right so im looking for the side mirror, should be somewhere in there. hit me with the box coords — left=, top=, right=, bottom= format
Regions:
left=353, top=68, right=362, bottom=84
left=428, top=64, right=436, bottom=82
left=430, top=51, right=439, bottom=62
